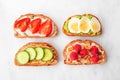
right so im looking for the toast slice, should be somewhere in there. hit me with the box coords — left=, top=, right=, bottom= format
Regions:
left=15, top=42, right=58, bottom=66
left=63, top=40, right=106, bottom=65
left=62, top=14, right=102, bottom=36
left=14, top=14, right=58, bottom=38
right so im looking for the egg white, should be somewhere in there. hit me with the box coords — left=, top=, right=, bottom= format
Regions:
left=79, top=16, right=91, bottom=33
left=68, top=17, right=80, bottom=33
left=90, top=17, right=100, bottom=32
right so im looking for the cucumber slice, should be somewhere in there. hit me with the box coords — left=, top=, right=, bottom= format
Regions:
left=16, top=51, right=29, bottom=64
left=42, top=48, right=53, bottom=62
left=35, top=47, right=44, bottom=60
left=25, top=47, right=36, bottom=60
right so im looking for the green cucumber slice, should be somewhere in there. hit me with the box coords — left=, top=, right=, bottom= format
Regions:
left=16, top=51, right=29, bottom=64
left=35, top=47, right=44, bottom=60
left=25, top=47, right=36, bottom=60
left=42, top=48, right=53, bottom=62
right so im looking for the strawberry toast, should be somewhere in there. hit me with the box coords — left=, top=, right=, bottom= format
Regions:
left=63, top=40, right=106, bottom=65
left=14, top=42, right=58, bottom=66
left=62, top=14, right=102, bottom=36
left=14, top=14, right=58, bottom=38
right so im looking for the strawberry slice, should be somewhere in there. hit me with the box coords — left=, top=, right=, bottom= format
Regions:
left=73, top=44, right=81, bottom=53
left=90, top=46, right=99, bottom=55
left=70, top=52, right=78, bottom=60
left=14, top=18, right=30, bottom=32
left=80, top=49, right=88, bottom=58
left=29, top=18, right=41, bottom=34
left=91, top=55, right=99, bottom=63
left=39, top=19, right=52, bottom=37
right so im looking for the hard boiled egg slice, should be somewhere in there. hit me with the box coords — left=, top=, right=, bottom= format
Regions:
left=91, top=17, right=100, bottom=32
left=79, top=16, right=91, bottom=33
left=68, top=17, right=80, bottom=33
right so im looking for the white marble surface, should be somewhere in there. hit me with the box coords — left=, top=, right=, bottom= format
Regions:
left=0, top=0, right=120, bottom=80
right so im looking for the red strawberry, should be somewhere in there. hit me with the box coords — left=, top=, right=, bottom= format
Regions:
left=73, top=44, right=81, bottom=53
left=70, top=52, right=78, bottom=60
left=91, top=55, right=99, bottom=63
left=80, top=49, right=88, bottom=58
left=90, top=46, right=99, bottom=55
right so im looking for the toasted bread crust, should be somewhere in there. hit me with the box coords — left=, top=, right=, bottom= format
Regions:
left=62, top=14, right=102, bottom=36
left=14, top=14, right=58, bottom=38
left=63, top=40, right=107, bottom=65
left=15, top=42, right=58, bottom=66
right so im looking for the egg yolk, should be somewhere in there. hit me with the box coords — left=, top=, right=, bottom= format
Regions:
left=71, top=22, right=79, bottom=32
left=80, top=21, right=89, bottom=32
left=92, top=23, right=99, bottom=31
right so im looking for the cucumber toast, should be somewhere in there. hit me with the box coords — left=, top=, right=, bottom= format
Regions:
left=15, top=42, right=58, bottom=66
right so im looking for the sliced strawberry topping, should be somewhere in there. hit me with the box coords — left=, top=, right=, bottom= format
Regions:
left=90, top=46, right=99, bottom=55
left=73, top=44, right=81, bottom=53
left=70, top=52, right=78, bottom=60
left=91, top=55, right=99, bottom=63
left=80, top=49, right=88, bottom=58
left=14, top=18, right=30, bottom=32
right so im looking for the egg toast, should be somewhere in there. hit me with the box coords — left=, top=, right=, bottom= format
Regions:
left=14, top=42, right=58, bottom=66
left=62, top=14, right=102, bottom=36
left=14, top=14, right=58, bottom=38
left=63, top=40, right=106, bottom=65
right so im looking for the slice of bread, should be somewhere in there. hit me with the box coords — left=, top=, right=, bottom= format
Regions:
left=14, top=14, right=58, bottom=38
left=62, top=14, right=102, bottom=36
left=63, top=40, right=107, bottom=65
left=15, top=42, right=58, bottom=66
